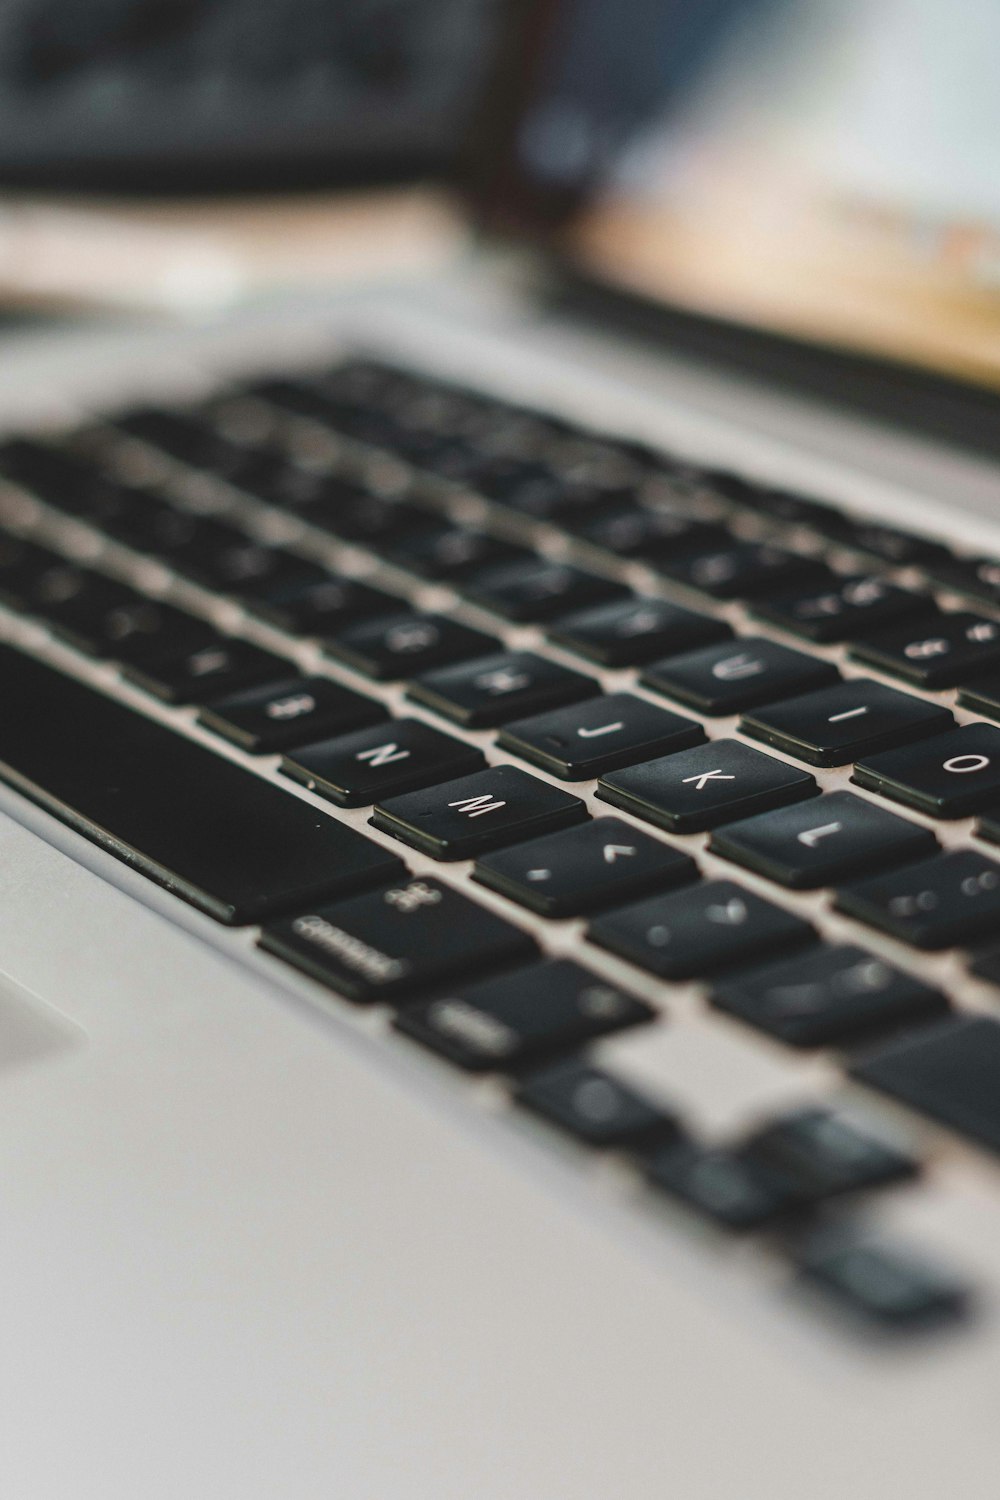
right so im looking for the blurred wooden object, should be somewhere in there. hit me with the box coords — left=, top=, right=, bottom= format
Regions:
left=0, top=186, right=467, bottom=315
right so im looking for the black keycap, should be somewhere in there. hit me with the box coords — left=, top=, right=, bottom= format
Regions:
left=387, top=525, right=528, bottom=581
left=30, top=571, right=147, bottom=655
left=753, top=575, right=930, bottom=643
left=324, top=612, right=497, bottom=681
left=657, top=541, right=824, bottom=599
left=243, top=575, right=400, bottom=636
left=181, top=535, right=320, bottom=597
left=598, top=739, right=817, bottom=834
left=969, top=946, right=1000, bottom=987
left=408, top=650, right=597, bottom=728
left=641, top=637, right=838, bottom=716
left=590, top=880, right=813, bottom=980
left=102, top=498, right=212, bottom=558
left=85, top=597, right=216, bottom=664
left=197, top=675, right=385, bottom=754
left=372, top=763, right=587, bottom=861
left=850, top=612, right=1000, bottom=689
left=852, top=724, right=1000, bottom=819
left=514, top=1060, right=676, bottom=1147
left=839, top=520, right=948, bottom=568
left=549, top=596, right=731, bottom=668
left=394, top=959, right=654, bottom=1071
left=122, top=636, right=291, bottom=705
left=305, top=490, right=434, bottom=549
left=0, top=645, right=403, bottom=924
left=712, top=944, right=947, bottom=1046
left=259, top=877, right=536, bottom=1003
left=474, top=817, right=696, bottom=917
left=0, top=534, right=63, bottom=609
left=498, top=692, right=704, bottom=780
left=743, top=1108, right=917, bottom=1201
left=836, top=850, right=1000, bottom=949
left=958, top=676, right=1000, bottom=724
left=928, top=555, right=1000, bottom=606
left=794, top=1231, right=968, bottom=1330
left=741, top=678, right=953, bottom=767
left=646, top=1141, right=797, bottom=1230
left=571, top=505, right=723, bottom=559
left=851, top=1015, right=1000, bottom=1153
left=710, top=790, right=937, bottom=889
left=463, top=558, right=627, bottom=623
left=282, top=719, right=484, bottom=806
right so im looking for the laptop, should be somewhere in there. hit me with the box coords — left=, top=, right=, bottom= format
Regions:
left=2, top=3, right=1000, bottom=1496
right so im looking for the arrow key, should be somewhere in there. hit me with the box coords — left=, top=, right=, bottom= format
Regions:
left=474, top=816, right=697, bottom=917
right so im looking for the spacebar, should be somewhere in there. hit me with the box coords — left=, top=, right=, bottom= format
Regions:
left=0, top=646, right=404, bottom=924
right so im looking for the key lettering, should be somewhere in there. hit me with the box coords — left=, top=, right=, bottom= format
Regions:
left=449, top=793, right=507, bottom=818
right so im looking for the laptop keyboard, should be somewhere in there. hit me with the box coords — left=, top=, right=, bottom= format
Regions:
left=1, top=354, right=998, bottom=1333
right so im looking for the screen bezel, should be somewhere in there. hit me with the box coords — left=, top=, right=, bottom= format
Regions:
left=465, top=0, right=1000, bottom=461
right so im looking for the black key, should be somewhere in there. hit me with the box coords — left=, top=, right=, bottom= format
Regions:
left=794, top=1231, right=969, bottom=1330
left=641, top=637, right=838, bottom=716
left=712, top=944, right=946, bottom=1046
left=474, top=817, right=695, bottom=917
left=853, top=724, right=1000, bottom=819
left=30, top=570, right=146, bottom=655
left=928, top=554, right=1000, bottom=606
left=102, top=501, right=215, bottom=561
left=408, top=650, right=597, bottom=729
left=836, top=850, right=1000, bottom=949
left=0, top=645, right=402, bottom=924
left=646, top=1141, right=797, bottom=1230
left=969, top=946, right=1000, bottom=987
left=571, top=505, right=723, bottom=559
left=305, top=490, right=433, bottom=549
left=753, top=575, right=930, bottom=643
left=259, top=877, right=536, bottom=1003
left=0, top=535, right=65, bottom=609
left=282, top=719, right=483, bottom=807
left=87, top=596, right=216, bottom=664
left=958, top=674, right=1000, bottom=724
left=464, top=558, right=627, bottom=623
left=514, top=1060, right=676, bottom=1147
left=657, top=541, right=824, bottom=599
left=324, top=612, right=497, bottom=681
left=710, top=790, right=937, bottom=889
left=372, top=763, right=587, bottom=861
left=839, top=520, right=948, bottom=568
left=386, top=525, right=528, bottom=582
left=394, top=959, right=654, bottom=1071
left=598, top=739, right=817, bottom=834
left=498, top=692, right=704, bottom=781
left=851, top=1015, right=1000, bottom=1153
left=549, top=596, right=731, bottom=668
left=977, top=809, right=1000, bottom=851
left=114, top=407, right=236, bottom=468
left=243, top=575, right=400, bottom=636
left=741, top=678, right=953, bottom=767
left=122, top=636, right=292, bottom=705
left=850, top=612, right=1000, bottom=689
left=743, top=1109, right=917, bottom=1201
left=197, top=676, right=385, bottom=754
left=590, top=880, right=813, bottom=980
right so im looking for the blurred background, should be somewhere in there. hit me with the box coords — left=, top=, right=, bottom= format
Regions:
left=0, top=0, right=503, bottom=314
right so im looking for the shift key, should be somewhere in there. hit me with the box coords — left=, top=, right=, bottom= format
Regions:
left=0, top=645, right=404, bottom=924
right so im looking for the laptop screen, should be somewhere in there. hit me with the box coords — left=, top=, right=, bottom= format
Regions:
left=503, top=0, right=1000, bottom=395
